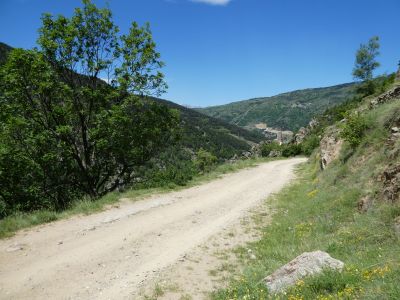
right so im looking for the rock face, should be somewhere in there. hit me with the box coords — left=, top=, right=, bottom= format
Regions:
left=320, top=127, right=343, bottom=170
left=294, top=118, right=319, bottom=145
left=358, top=195, right=373, bottom=213
left=268, top=150, right=282, bottom=157
left=294, top=127, right=308, bottom=144
left=369, top=86, right=400, bottom=109
left=381, top=164, right=400, bottom=203
left=264, top=251, right=344, bottom=294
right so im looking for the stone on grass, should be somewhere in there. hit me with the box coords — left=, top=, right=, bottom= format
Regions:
left=264, top=251, right=344, bottom=294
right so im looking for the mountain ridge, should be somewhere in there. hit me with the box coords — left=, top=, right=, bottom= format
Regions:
left=197, top=82, right=357, bottom=132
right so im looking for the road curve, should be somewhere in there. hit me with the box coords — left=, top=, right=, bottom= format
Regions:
left=0, top=157, right=306, bottom=299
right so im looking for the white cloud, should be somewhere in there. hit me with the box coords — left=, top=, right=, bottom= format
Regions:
left=191, top=0, right=232, bottom=6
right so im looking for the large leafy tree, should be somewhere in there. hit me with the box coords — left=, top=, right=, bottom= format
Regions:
left=0, top=0, right=178, bottom=215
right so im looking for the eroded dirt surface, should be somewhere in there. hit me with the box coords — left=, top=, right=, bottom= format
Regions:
left=0, top=158, right=306, bottom=300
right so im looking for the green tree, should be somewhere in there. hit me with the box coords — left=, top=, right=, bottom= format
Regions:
left=0, top=0, right=178, bottom=215
left=352, top=36, right=380, bottom=94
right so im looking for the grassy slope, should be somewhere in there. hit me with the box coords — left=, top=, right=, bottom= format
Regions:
left=213, top=86, right=400, bottom=299
left=197, top=83, right=356, bottom=131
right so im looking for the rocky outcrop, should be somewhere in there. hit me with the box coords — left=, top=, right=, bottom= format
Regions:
left=380, top=164, right=400, bottom=203
left=309, top=118, right=319, bottom=129
left=294, top=127, right=308, bottom=144
left=294, top=118, right=319, bottom=145
left=268, top=150, right=282, bottom=157
left=320, top=127, right=343, bottom=170
left=264, top=251, right=344, bottom=294
left=369, top=86, right=400, bottom=109
left=358, top=195, right=373, bottom=213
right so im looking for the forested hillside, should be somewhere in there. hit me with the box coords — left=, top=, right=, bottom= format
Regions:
left=197, top=83, right=357, bottom=131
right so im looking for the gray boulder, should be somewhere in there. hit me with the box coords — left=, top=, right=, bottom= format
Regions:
left=268, top=150, right=282, bottom=157
left=264, top=251, right=344, bottom=294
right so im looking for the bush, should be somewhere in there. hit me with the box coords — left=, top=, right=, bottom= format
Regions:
left=340, top=113, right=369, bottom=148
left=261, top=142, right=303, bottom=158
left=194, top=148, right=217, bottom=173
left=260, top=142, right=281, bottom=157
left=281, top=143, right=302, bottom=157
left=301, top=134, right=320, bottom=156
left=138, top=148, right=196, bottom=187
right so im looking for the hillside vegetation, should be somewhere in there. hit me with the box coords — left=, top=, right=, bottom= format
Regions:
left=197, top=83, right=356, bottom=131
left=0, top=0, right=265, bottom=222
left=212, top=79, right=400, bottom=299
left=0, top=42, right=264, bottom=159
left=0, top=43, right=263, bottom=163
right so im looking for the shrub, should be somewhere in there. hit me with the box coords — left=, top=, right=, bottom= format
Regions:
left=301, top=134, right=320, bottom=156
left=340, top=113, right=368, bottom=148
left=138, top=148, right=196, bottom=187
left=260, top=142, right=281, bottom=157
left=281, top=143, right=302, bottom=157
left=194, top=148, right=217, bottom=173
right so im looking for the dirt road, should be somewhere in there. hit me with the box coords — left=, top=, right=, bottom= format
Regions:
left=0, top=158, right=306, bottom=299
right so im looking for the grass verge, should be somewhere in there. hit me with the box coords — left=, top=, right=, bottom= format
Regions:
left=0, top=157, right=280, bottom=239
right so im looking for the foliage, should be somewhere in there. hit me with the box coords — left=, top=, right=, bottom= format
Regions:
left=137, top=147, right=196, bottom=188
left=281, top=143, right=302, bottom=157
left=352, top=36, right=380, bottom=82
left=0, top=42, right=265, bottom=163
left=260, top=142, right=281, bottom=157
left=0, top=0, right=179, bottom=216
left=340, top=112, right=369, bottom=148
left=300, top=134, right=320, bottom=156
left=261, top=142, right=302, bottom=158
left=194, top=148, right=218, bottom=173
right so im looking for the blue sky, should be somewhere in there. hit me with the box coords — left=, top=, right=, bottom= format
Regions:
left=0, top=0, right=399, bottom=107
